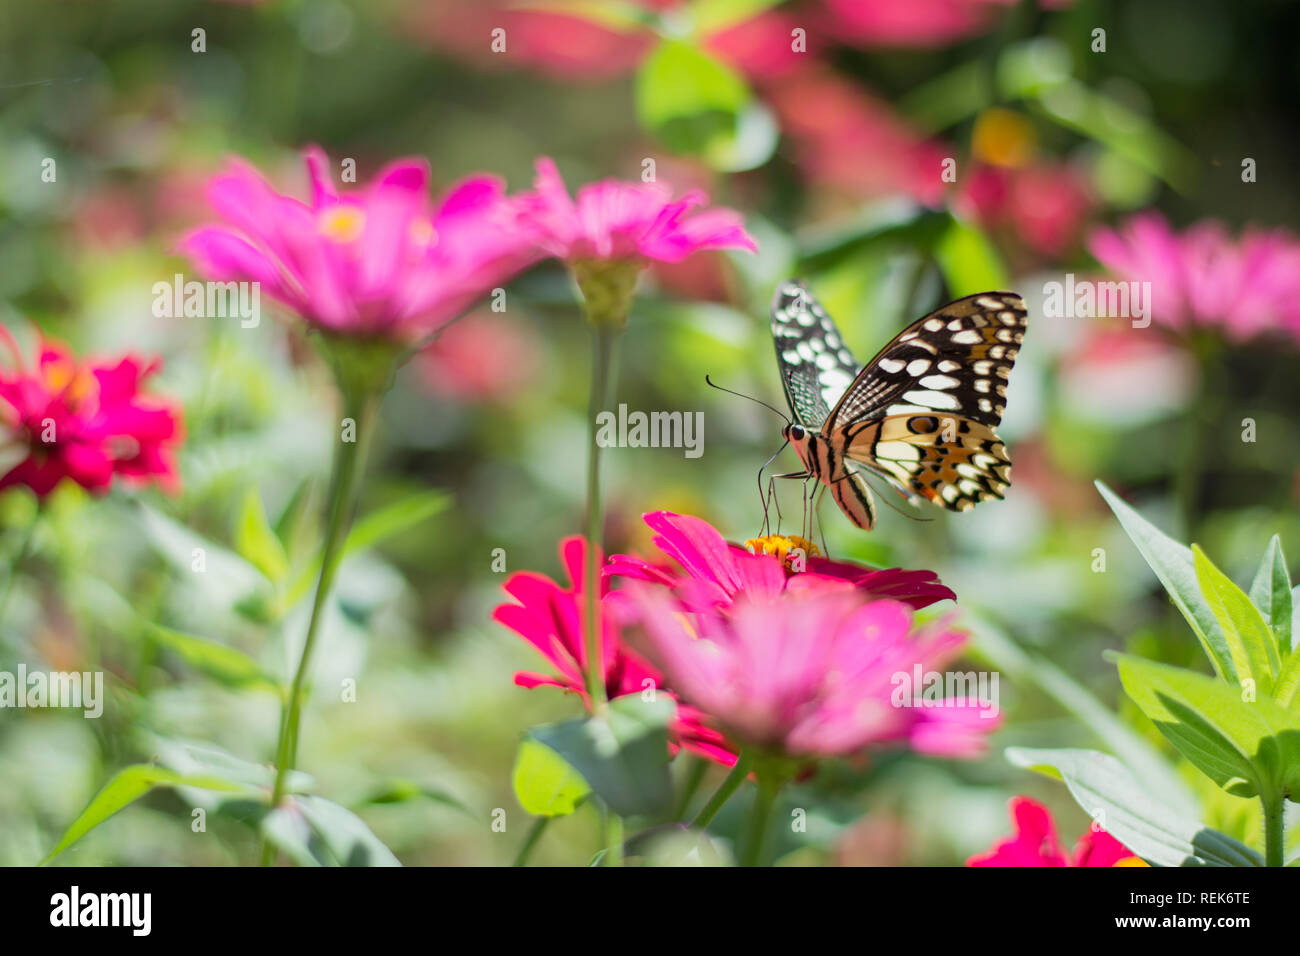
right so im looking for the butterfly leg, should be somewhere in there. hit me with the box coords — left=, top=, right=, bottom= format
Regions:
left=813, top=484, right=831, bottom=558
left=763, top=471, right=810, bottom=537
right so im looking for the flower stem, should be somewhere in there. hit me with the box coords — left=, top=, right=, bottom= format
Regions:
left=582, top=322, right=620, bottom=709
left=1263, top=795, right=1284, bottom=867
left=691, top=752, right=753, bottom=829
left=603, top=807, right=624, bottom=867
left=0, top=500, right=41, bottom=624
left=513, top=816, right=549, bottom=867
left=738, top=768, right=780, bottom=867
left=673, top=756, right=709, bottom=820
left=262, top=389, right=377, bottom=857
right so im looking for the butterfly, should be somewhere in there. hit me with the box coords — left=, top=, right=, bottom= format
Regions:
left=768, top=280, right=1026, bottom=531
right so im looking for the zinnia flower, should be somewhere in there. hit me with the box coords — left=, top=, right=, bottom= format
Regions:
left=967, top=796, right=1146, bottom=866
left=626, top=587, right=997, bottom=763
left=0, top=328, right=182, bottom=497
left=606, top=511, right=955, bottom=613
left=516, top=157, right=757, bottom=266
left=180, top=145, right=540, bottom=342
left=1087, top=211, right=1300, bottom=343
left=494, top=535, right=736, bottom=765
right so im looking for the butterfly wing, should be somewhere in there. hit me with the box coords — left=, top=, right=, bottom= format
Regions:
left=828, top=292, right=1026, bottom=512
left=769, top=281, right=861, bottom=429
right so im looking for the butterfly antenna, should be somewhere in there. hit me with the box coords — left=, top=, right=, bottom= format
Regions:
left=705, top=375, right=790, bottom=424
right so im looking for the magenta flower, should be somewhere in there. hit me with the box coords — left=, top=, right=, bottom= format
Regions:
left=179, top=146, right=540, bottom=342
left=1088, top=211, right=1300, bottom=343
left=627, top=588, right=997, bottom=762
left=0, top=329, right=183, bottom=497
left=967, top=797, right=1145, bottom=867
left=493, top=535, right=736, bottom=766
left=606, top=511, right=955, bottom=614
left=515, top=157, right=757, bottom=266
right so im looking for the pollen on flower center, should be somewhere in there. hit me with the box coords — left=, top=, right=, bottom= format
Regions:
left=744, top=534, right=821, bottom=570
left=318, top=205, right=367, bottom=243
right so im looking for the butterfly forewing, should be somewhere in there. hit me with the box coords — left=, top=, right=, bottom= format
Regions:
left=828, top=292, right=1026, bottom=512
left=770, top=281, right=860, bottom=429
left=826, top=292, right=1027, bottom=431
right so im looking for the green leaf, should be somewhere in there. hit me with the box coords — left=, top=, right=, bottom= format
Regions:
left=43, top=765, right=249, bottom=864
left=148, top=624, right=282, bottom=694
left=273, top=478, right=313, bottom=554
left=933, top=218, right=1010, bottom=295
left=513, top=737, right=592, bottom=818
left=968, top=612, right=1199, bottom=816
left=236, top=488, right=290, bottom=583
left=525, top=694, right=676, bottom=818
left=1113, top=653, right=1300, bottom=802
left=1272, top=651, right=1300, bottom=711
left=1194, top=545, right=1279, bottom=694
left=262, top=795, right=401, bottom=867
left=1249, top=535, right=1293, bottom=659
left=1096, top=481, right=1235, bottom=682
left=284, top=490, right=450, bottom=606
left=136, top=502, right=269, bottom=609
left=511, top=0, right=657, bottom=32
left=636, top=40, right=758, bottom=167
left=1006, top=747, right=1263, bottom=867
left=359, top=779, right=475, bottom=816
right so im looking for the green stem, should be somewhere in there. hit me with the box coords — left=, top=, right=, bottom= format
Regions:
left=604, top=809, right=624, bottom=867
left=1263, top=796, right=1284, bottom=867
left=513, top=817, right=549, bottom=867
left=0, top=501, right=40, bottom=623
left=261, top=389, right=378, bottom=863
left=582, top=323, right=620, bottom=709
left=691, top=751, right=753, bottom=829
left=739, top=770, right=780, bottom=868
left=673, top=756, right=709, bottom=821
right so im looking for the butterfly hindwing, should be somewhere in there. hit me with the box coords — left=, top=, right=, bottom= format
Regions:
left=769, top=281, right=860, bottom=429
left=826, top=292, right=1027, bottom=431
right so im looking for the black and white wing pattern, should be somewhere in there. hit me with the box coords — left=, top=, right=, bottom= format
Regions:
left=769, top=281, right=860, bottom=429
left=829, top=292, right=1027, bottom=512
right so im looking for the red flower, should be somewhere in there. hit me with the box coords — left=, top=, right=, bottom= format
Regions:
left=605, top=511, right=955, bottom=613
left=0, top=329, right=182, bottom=497
left=967, top=796, right=1146, bottom=867
left=493, top=536, right=736, bottom=765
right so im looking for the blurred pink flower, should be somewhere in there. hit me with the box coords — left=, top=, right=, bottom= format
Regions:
left=959, top=162, right=1094, bottom=258
left=515, top=157, right=757, bottom=265
left=180, top=146, right=539, bottom=342
left=764, top=68, right=948, bottom=205
left=627, top=587, right=997, bottom=761
left=494, top=535, right=736, bottom=765
left=820, top=0, right=1071, bottom=48
left=967, top=796, right=1144, bottom=867
left=607, top=511, right=955, bottom=613
left=1088, top=211, right=1300, bottom=342
left=0, top=328, right=182, bottom=497
left=417, top=312, right=542, bottom=403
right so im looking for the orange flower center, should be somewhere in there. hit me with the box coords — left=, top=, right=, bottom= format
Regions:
left=318, top=205, right=367, bottom=243
left=744, top=534, right=820, bottom=571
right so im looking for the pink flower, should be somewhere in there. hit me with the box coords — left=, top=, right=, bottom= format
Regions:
left=763, top=68, right=948, bottom=205
left=180, top=146, right=540, bottom=342
left=967, top=796, right=1145, bottom=866
left=819, top=0, right=1072, bottom=48
left=1087, top=211, right=1300, bottom=343
left=417, top=311, right=542, bottom=403
left=0, top=328, right=183, bottom=497
left=959, top=162, right=1094, bottom=258
left=627, top=588, right=997, bottom=761
left=514, top=157, right=757, bottom=266
left=606, top=511, right=955, bottom=614
left=493, top=535, right=736, bottom=765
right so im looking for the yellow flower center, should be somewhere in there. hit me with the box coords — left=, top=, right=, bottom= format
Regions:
left=744, top=534, right=820, bottom=571
left=971, top=108, right=1037, bottom=168
left=408, top=218, right=437, bottom=252
left=1112, top=856, right=1149, bottom=867
left=318, top=205, right=367, bottom=243
left=42, top=359, right=95, bottom=407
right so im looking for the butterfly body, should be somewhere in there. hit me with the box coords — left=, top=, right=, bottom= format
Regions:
left=769, top=281, right=1026, bottom=531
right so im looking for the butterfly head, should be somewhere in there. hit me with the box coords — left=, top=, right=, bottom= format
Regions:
left=782, top=422, right=808, bottom=443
